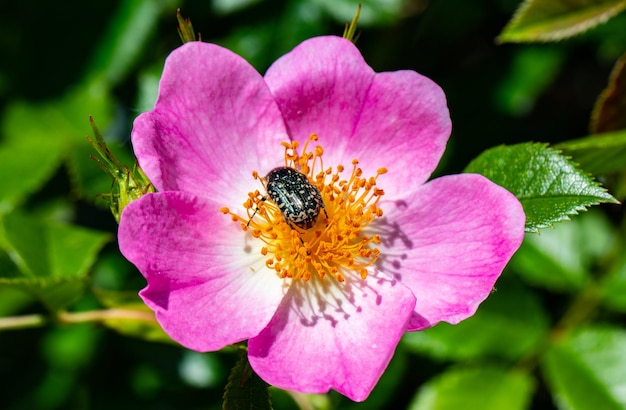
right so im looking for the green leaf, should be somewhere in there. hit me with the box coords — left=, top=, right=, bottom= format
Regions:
left=511, top=210, right=616, bottom=291
left=2, top=80, right=115, bottom=204
left=408, top=366, right=534, bottom=410
left=42, top=324, right=100, bottom=369
left=0, top=212, right=110, bottom=310
left=590, top=52, right=626, bottom=133
left=555, top=130, right=626, bottom=175
left=599, top=253, right=626, bottom=312
left=211, top=0, right=261, bottom=15
left=0, top=276, right=88, bottom=313
left=0, top=286, right=35, bottom=317
left=102, top=310, right=174, bottom=344
left=403, top=277, right=549, bottom=361
left=498, top=0, right=626, bottom=43
left=0, top=139, right=64, bottom=213
left=85, top=0, right=179, bottom=86
left=2, top=80, right=113, bottom=147
left=312, top=0, right=404, bottom=26
left=495, top=46, right=565, bottom=116
left=542, top=326, right=626, bottom=410
left=464, top=143, right=618, bottom=232
left=223, top=351, right=272, bottom=410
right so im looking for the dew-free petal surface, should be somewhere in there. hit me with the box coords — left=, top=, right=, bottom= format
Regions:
left=265, top=36, right=451, bottom=196
left=248, top=272, right=415, bottom=402
left=133, top=42, right=289, bottom=204
left=118, top=191, right=285, bottom=351
left=376, top=174, right=525, bottom=330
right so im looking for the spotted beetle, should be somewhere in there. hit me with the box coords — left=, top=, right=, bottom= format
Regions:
left=250, top=166, right=327, bottom=230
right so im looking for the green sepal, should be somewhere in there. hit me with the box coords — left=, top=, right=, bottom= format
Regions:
left=177, top=9, right=197, bottom=43
left=342, top=4, right=361, bottom=43
left=87, top=117, right=155, bottom=223
left=464, top=142, right=618, bottom=233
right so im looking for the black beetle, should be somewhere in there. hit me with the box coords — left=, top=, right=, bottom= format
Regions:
left=248, top=166, right=327, bottom=230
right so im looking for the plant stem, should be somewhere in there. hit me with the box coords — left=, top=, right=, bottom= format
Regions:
left=0, top=314, right=46, bottom=330
left=0, top=308, right=156, bottom=331
left=57, top=308, right=156, bottom=324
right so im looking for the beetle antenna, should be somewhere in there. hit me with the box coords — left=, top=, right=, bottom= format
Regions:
left=246, top=196, right=266, bottom=227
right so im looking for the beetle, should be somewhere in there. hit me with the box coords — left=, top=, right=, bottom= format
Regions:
left=249, top=166, right=327, bottom=230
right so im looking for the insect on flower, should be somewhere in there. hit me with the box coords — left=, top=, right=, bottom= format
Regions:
left=118, top=36, right=526, bottom=402
left=248, top=166, right=328, bottom=232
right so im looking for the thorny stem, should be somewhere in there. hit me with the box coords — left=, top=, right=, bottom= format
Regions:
left=0, top=308, right=157, bottom=331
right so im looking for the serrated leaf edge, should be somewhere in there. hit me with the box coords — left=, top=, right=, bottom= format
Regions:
left=498, top=0, right=626, bottom=43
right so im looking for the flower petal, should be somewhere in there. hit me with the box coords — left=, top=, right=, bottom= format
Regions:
left=118, top=191, right=285, bottom=351
left=264, top=36, right=451, bottom=195
left=132, top=42, right=289, bottom=204
left=376, top=174, right=525, bottom=331
left=248, top=272, right=416, bottom=402
left=350, top=70, right=451, bottom=196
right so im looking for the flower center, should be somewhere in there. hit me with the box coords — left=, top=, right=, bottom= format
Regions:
left=220, top=134, right=386, bottom=283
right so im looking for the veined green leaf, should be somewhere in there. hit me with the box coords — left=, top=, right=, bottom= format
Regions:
left=85, top=0, right=180, bottom=86
left=556, top=130, right=626, bottom=175
left=409, top=366, right=534, bottom=410
left=511, top=210, right=616, bottom=291
left=403, top=277, right=549, bottom=360
left=0, top=212, right=110, bottom=311
left=312, top=0, right=403, bottom=26
left=542, top=326, right=626, bottom=410
left=0, top=139, right=64, bottom=213
left=464, top=143, right=618, bottom=232
left=223, top=351, right=272, bottom=410
left=0, top=275, right=88, bottom=313
left=498, top=0, right=626, bottom=43
left=2, top=80, right=113, bottom=147
left=599, top=253, right=626, bottom=313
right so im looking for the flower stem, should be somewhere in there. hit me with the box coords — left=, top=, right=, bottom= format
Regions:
left=0, top=314, right=46, bottom=330
left=0, top=308, right=157, bottom=331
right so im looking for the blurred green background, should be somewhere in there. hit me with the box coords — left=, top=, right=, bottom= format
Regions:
left=1, top=0, right=625, bottom=409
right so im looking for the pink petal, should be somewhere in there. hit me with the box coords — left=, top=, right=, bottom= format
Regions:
left=118, top=191, right=285, bottom=351
left=132, top=42, right=289, bottom=204
left=376, top=174, right=525, bottom=331
left=264, top=36, right=451, bottom=196
left=248, top=272, right=416, bottom=402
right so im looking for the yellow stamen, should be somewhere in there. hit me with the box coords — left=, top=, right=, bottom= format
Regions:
left=222, top=133, right=385, bottom=284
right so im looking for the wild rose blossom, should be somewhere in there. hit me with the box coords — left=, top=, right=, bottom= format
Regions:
left=118, top=36, right=525, bottom=401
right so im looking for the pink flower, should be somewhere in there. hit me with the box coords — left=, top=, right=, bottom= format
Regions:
left=118, top=36, right=525, bottom=401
